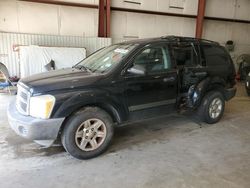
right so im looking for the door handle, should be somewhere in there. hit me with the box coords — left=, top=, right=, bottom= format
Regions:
left=163, top=77, right=175, bottom=82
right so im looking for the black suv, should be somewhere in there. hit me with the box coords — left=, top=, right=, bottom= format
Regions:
left=8, top=36, right=236, bottom=159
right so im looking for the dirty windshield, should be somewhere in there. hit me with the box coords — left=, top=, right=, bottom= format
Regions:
left=75, top=44, right=137, bottom=73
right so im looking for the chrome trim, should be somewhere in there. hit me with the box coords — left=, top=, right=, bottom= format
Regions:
left=16, top=84, right=30, bottom=116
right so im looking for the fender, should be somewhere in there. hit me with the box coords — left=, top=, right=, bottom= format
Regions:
left=188, top=76, right=226, bottom=108
left=51, top=89, right=128, bottom=123
left=209, top=76, right=226, bottom=87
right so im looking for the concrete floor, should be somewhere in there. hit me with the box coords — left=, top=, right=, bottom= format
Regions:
left=0, top=83, right=250, bottom=188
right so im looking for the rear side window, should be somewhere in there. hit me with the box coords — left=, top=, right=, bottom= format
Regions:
left=172, top=43, right=199, bottom=67
left=203, top=45, right=229, bottom=66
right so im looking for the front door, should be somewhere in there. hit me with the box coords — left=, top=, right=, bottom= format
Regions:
left=123, top=44, right=178, bottom=113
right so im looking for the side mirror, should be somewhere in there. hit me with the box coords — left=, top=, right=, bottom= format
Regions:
left=127, top=64, right=146, bottom=75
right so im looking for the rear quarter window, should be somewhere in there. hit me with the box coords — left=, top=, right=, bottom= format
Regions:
left=203, top=45, right=229, bottom=67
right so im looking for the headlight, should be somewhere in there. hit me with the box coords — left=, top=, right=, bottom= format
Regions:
left=29, top=95, right=56, bottom=119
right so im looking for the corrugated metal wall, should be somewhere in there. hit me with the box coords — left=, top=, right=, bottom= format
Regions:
left=0, top=32, right=112, bottom=77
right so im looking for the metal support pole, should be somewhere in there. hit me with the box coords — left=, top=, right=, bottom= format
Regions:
left=98, top=0, right=105, bottom=37
left=98, top=0, right=111, bottom=37
left=106, top=0, right=111, bottom=37
left=195, top=0, right=206, bottom=38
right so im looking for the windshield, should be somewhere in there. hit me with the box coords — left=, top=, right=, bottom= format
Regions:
left=75, top=44, right=137, bottom=73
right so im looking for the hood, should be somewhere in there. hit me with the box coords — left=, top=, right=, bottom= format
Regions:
left=20, top=68, right=104, bottom=94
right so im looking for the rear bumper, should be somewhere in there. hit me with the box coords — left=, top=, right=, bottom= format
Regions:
left=7, top=100, right=65, bottom=146
left=224, top=86, right=237, bottom=101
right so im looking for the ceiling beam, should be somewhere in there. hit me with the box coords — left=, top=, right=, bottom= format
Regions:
left=19, top=0, right=98, bottom=9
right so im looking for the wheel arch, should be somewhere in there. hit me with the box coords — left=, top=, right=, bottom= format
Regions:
left=206, top=77, right=228, bottom=100
left=52, top=89, right=127, bottom=121
left=55, top=101, right=124, bottom=141
left=51, top=90, right=126, bottom=142
left=190, top=76, right=227, bottom=108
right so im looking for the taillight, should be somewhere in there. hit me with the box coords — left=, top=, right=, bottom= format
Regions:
left=236, top=73, right=240, bottom=81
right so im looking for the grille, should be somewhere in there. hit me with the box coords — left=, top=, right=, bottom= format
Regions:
left=16, top=84, right=30, bottom=115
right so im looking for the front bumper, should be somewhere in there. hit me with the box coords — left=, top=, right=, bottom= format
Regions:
left=7, top=100, right=65, bottom=146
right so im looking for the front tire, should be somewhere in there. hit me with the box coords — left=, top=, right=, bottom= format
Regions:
left=197, top=91, right=225, bottom=124
left=61, top=107, right=114, bottom=159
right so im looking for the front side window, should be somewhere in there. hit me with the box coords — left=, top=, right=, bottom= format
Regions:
left=75, top=44, right=137, bottom=73
left=132, top=45, right=172, bottom=74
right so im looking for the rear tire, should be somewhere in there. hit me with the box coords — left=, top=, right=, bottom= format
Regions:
left=245, top=85, right=250, bottom=96
left=61, top=107, right=114, bottom=159
left=247, top=90, right=250, bottom=96
left=197, top=91, right=225, bottom=124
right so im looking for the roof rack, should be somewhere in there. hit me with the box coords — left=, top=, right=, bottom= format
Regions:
left=161, top=35, right=180, bottom=42
left=161, top=35, right=196, bottom=42
left=160, top=35, right=219, bottom=44
left=199, top=38, right=219, bottom=45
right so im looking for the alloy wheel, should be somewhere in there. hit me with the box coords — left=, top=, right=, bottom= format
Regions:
left=75, top=118, right=107, bottom=151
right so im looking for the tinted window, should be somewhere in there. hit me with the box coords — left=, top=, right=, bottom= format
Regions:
left=133, top=45, right=171, bottom=74
left=76, top=44, right=137, bottom=73
left=203, top=45, right=229, bottom=66
left=172, top=43, right=198, bottom=67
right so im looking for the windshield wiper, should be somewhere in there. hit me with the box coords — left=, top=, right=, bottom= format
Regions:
left=74, top=65, right=92, bottom=73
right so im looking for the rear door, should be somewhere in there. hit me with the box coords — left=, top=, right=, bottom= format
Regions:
left=171, top=42, right=208, bottom=90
